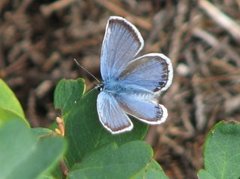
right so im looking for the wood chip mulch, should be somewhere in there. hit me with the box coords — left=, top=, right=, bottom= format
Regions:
left=1, top=0, right=240, bottom=178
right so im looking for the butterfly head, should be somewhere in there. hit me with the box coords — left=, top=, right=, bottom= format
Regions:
left=96, top=83, right=104, bottom=92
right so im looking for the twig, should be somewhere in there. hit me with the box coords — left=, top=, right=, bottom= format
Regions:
left=35, top=80, right=53, bottom=98
left=40, top=0, right=76, bottom=16
left=193, top=28, right=240, bottom=66
left=59, top=37, right=101, bottom=54
left=0, top=0, right=9, bottom=11
left=16, top=0, right=32, bottom=14
left=43, top=52, right=60, bottom=72
left=193, top=76, right=206, bottom=130
left=27, top=91, right=40, bottom=127
left=224, top=95, right=240, bottom=114
left=198, top=0, right=240, bottom=43
left=192, top=72, right=240, bottom=83
left=160, top=136, right=184, bottom=155
left=60, top=160, right=68, bottom=176
left=4, top=53, right=28, bottom=76
left=95, top=0, right=152, bottom=30
left=185, top=49, right=207, bottom=131
left=169, top=0, right=188, bottom=65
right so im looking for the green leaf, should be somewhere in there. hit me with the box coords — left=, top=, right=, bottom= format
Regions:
left=54, top=78, right=85, bottom=115
left=0, top=119, right=66, bottom=179
left=31, top=127, right=66, bottom=179
left=38, top=175, right=55, bottom=179
left=133, top=160, right=168, bottom=179
left=0, top=108, right=24, bottom=127
left=0, top=79, right=28, bottom=125
left=68, top=141, right=165, bottom=179
left=198, top=170, right=216, bottom=179
left=198, top=121, right=240, bottom=179
left=31, top=127, right=55, bottom=138
left=53, top=79, right=148, bottom=167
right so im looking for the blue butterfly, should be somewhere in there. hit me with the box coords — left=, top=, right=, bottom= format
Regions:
left=97, top=16, right=173, bottom=134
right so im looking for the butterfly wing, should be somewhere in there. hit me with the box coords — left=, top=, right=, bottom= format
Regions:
left=100, top=16, right=144, bottom=81
left=119, top=53, right=173, bottom=92
left=97, top=91, right=133, bottom=134
left=115, top=93, right=168, bottom=124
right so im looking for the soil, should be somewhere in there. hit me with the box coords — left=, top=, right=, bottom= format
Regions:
left=1, top=0, right=240, bottom=178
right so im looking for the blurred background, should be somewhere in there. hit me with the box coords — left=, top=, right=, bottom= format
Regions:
left=1, top=0, right=240, bottom=178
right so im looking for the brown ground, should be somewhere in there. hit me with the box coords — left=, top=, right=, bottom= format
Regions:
left=1, top=0, right=240, bottom=178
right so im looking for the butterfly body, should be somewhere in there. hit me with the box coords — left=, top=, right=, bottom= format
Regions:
left=96, top=16, right=173, bottom=134
left=101, top=79, right=154, bottom=97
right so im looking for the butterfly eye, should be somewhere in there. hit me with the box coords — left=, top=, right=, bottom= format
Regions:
left=97, top=84, right=104, bottom=91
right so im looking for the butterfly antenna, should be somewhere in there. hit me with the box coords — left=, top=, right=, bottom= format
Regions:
left=73, top=58, right=100, bottom=83
left=84, top=86, right=98, bottom=96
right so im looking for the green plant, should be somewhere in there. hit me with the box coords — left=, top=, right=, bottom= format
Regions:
left=0, top=78, right=240, bottom=179
left=0, top=79, right=66, bottom=179
left=53, top=78, right=167, bottom=178
left=198, top=121, right=240, bottom=179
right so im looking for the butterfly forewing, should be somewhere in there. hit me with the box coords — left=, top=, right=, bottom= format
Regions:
left=119, top=53, right=173, bottom=92
left=97, top=91, right=133, bottom=134
left=100, top=16, right=144, bottom=81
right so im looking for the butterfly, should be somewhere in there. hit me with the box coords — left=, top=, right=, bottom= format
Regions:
left=96, top=16, right=173, bottom=134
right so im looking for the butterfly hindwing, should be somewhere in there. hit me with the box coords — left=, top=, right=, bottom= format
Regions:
left=97, top=91, right=133, bottom=134
left=100, top=16, right=144, bottom=81
left=115, top=93, right=168, bottom=124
